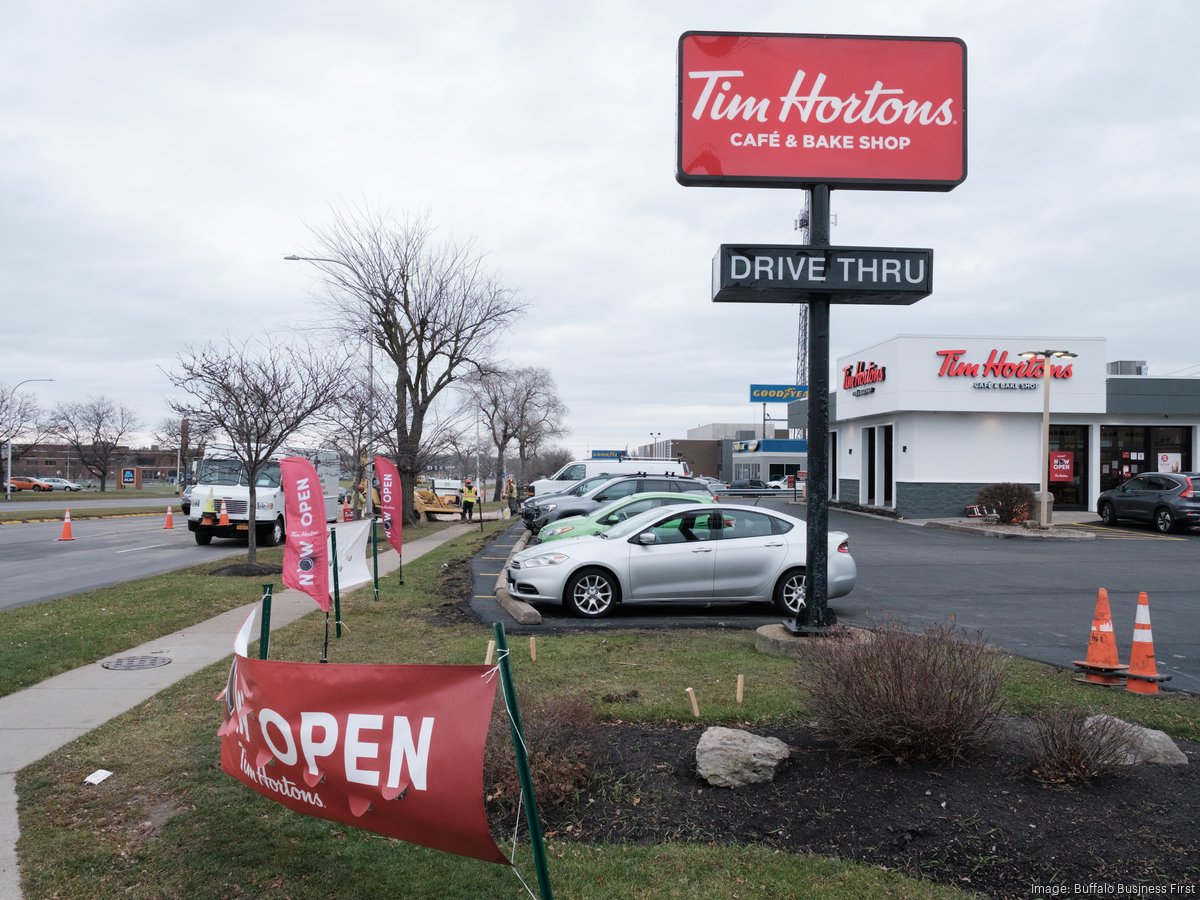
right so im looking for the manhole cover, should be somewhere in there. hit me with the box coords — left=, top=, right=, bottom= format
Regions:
left=101, top=655, right=172, bottom=671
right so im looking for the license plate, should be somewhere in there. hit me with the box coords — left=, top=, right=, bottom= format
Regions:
left=236, top=524, right=248, bottom=531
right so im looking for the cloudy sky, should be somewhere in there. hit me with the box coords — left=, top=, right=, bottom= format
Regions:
left=4, top=1, right=1198, bottom=458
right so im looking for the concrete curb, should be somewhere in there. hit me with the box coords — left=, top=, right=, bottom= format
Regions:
left=492, top=528, right=542, bottom=625
left=923, top=521, right=1097, bottom=541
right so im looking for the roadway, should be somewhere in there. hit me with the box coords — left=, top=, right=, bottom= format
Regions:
left=0, top=514, right=243, bottom=610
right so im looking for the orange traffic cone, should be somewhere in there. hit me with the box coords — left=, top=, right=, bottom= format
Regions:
left=1072, top=587, right=1128, bottom=686
left=218, top=500, right=230, bottom=527
left=1125, top=591, right=1172, bottom=696
left=58, top=508, right=74, bottom=542
left=164, top=504, right=175, bottom=529
left=342, top=499, right=352, bottom=522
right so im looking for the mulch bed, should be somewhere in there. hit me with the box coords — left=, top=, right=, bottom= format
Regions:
left=532, top=721, right=1200, bottom=898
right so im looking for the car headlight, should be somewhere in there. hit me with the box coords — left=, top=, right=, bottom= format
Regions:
left=521, top=552, right=569, bottom=568
left=543, top=503, right=557, bottom=513
left=545, top=525, right=574, bottom=537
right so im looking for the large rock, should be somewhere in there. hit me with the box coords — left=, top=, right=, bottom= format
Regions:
left=695, top=726, right=790, bottom=788
left=1085, top=715, right=1189, bottom=765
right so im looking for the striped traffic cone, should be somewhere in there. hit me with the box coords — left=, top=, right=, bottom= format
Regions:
left=58, top=508, right=75, bottom=542
left=1126, top=591, right=1171, bottom=696
left=164, top=504, right=175, bottom=529
left=219, top=500, right=230, bottom=527
left=1072, top=588, right=1128, bottom=686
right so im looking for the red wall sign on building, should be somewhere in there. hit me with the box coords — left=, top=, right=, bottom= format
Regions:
left=1050, top=451, right=1074, bottom=483
left=677, top=32, right=967, bottom=191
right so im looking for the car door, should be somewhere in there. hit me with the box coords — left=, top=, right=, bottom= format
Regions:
left=1116, top=474, right=1154, bottom=522
left=625, top=509, right=717, bottom=601
left=711, top=509, right=790, bottom=599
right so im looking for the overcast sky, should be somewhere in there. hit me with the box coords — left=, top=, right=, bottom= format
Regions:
left=4, top=1, right=1198, bottom=458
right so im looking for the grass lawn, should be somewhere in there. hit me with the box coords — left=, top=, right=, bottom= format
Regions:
left=12, top=521, right=1200, bottom=898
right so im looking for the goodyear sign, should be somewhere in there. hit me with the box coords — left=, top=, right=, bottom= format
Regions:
left=591, top=450, right=626, bottom=460
left=750, top=384, right=808, bottom=403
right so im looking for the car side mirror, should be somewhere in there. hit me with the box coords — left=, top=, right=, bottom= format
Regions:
left=634, top=532, right=658, bottom=545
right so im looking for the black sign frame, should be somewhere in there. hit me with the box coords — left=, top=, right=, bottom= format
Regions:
left=712, top=244, right=933, bottom=304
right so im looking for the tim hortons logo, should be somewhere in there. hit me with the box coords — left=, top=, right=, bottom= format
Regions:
left=843, top=361, right=886, bottom=390
left=935, top=349, right=1074, bottom=380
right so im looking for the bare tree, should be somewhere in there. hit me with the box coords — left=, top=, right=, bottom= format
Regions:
left=511, top=370, right=569, bottom=489
left=165, top=336, right=348, bottom=564
left=53, top=397, right=142, bottom=491
left=294, top=206, right=527, bottom=524
left=154, top=416, right=215, bottom=486
left=321, top=363, right=390, bottom=519
left=1, top=384, right=56, bottom=474
left=462, top=365, right=567, bottom=500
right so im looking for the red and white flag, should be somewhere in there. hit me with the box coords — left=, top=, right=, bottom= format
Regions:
left=281, top=456, right=331, bottom=611
left=374, top=456, right=403, bottom=554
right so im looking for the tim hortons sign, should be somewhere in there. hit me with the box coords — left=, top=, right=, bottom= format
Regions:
left=677, top=32, right=967, bottom=191
left=713, top=244, right=933, bottom=304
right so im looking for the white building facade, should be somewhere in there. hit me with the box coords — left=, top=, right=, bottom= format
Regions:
left=789, top=335, right=1200, bottom=518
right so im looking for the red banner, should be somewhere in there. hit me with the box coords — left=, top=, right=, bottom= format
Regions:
left=1050, top=451, right=1074, bottom=482
left=281, top=456, right=331, bottom=611
left=219, top=648, right=507, bottom=864
left=374, top=456, right=403, bottom=555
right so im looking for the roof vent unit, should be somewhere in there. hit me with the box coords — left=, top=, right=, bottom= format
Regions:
left=1106, top=360, right=1149, bottom=376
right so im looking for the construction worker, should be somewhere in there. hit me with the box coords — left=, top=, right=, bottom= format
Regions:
left=461, top=478, right=477, bottom=522
left=502, top=474, right=518, bottom=517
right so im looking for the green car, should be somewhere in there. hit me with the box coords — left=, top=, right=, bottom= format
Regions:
left=538, top=491, right=715, bottom=543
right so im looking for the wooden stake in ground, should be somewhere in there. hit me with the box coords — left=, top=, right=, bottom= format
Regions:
left=529, top=636, right=537, bottom=661
left=736, top=673, right=745, bottom=704
left=484, top=639, right=495, bottom=665
left=685, top=687, right=700, bottom=717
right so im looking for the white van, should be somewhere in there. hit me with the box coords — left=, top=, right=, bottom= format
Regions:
left=529, top=457, right=690, bottom=495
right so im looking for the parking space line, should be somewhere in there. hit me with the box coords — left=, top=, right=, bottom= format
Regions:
left=1066, top=524, right=1184, bottom=541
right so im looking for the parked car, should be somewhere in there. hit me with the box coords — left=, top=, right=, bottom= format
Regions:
left=5, top=475, right=54, bottom=492
left=506, top=502, right=856, bottom=618
left=180, top=485, right=194, bottom=515
left=520, top=473, right=659, bottom=530
left=1096, top=472, right=1200, bottom=533
left=522, top=473, right=715, bottom=535
left=39, top=477, right=82, bottom=492
left=539, top=491, right=716, bottom=543
left=727, top=479, right=769, bottom=491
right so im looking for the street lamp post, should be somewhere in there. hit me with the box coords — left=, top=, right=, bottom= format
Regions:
left=285, top=255, right=376, bottom=518
left=1019, top=349, right=1077, bottom=528
left=650, top=432, right=661, bottom=458
left=5, top=378, right=54, bottom=500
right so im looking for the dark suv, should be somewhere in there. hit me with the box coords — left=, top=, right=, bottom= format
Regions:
left=523, top=473, right=714, bottom=535
left=1096, top=472, right=1200, bottom=533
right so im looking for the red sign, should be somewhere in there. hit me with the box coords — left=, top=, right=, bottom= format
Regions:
left=1050, top=451, right=1074, bottom=482
left=219, top=650, right=507, bottom=864
left=374, top=455, right=403, bottom=555
left=281, top=456, right=331, bottom=611
left=935, top=349, right=1074, bottom=381
left=677, top=32, right=967, bottom=191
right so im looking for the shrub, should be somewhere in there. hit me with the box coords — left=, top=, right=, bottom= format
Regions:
left=804, top=618, right=1008, bottom=764
left=976, top=482, right=1036, bottom=524
left=1030, top=709, right=1141, bottom=784
left=484, top=694, right=596, bottom=818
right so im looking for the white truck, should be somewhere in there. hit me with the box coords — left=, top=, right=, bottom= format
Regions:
left=528, top=456, right=690, bottom=496
left=186, top=447, right=340, bottom=546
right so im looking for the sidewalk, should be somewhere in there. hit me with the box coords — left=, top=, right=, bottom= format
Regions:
left=0, top=523, right=477, bottom=900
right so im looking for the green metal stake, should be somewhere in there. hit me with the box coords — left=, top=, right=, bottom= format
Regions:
left=493, top=623, right=553, bottom=899
left=258, top=584, right=273, bottom=661
left=371, top=515, right=380, bottom=601
left=331, top=528, right=342, bottom=638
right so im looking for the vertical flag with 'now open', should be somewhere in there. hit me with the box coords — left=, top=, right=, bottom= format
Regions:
left=281, top=456, right=331, bottom=611
left=374, top=456, right=403, bottom=555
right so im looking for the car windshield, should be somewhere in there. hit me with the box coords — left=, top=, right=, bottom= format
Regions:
left=197, top=459, right=282, bottom=488
left=603, top=504, right=700, bottom=540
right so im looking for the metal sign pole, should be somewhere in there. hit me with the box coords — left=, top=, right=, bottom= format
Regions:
left=788, top=185, right=835, bottom=634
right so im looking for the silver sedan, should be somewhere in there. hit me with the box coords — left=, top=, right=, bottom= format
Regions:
left=504, top=503, right=856, bottom=618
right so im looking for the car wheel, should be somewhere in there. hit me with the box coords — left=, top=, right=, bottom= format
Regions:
left=773, top=568, right=808, bottom=616
left=1154, top=507, right=1178, bottom=534
left=32, top=485, right=43, bottom=492
left=565, top=568, right=618, bottom=618
left=1098, top=501, right=1118, bottom=526
left=195, top=531, right=213, bottom=546
left=259, top=518, right=285, bottom=547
